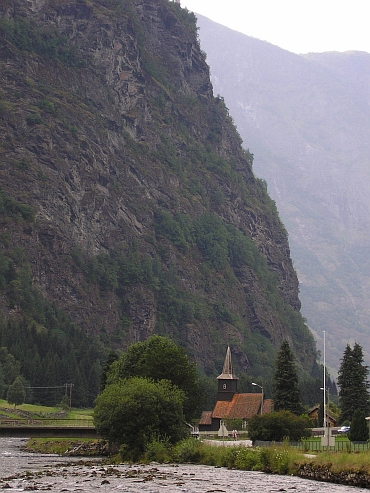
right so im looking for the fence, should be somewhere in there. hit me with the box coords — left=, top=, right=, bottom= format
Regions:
left=255, top=439, right=370, bottom=452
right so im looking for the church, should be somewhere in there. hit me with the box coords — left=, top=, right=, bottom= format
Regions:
left=198, top=346, right=273, bottom=434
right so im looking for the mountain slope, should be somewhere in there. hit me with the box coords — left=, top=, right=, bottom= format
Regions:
left=0, top=0, right=319, bottom=404
left=196, top=14, right=370, bottom=372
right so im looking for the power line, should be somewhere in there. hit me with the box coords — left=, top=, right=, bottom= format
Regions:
left=25, top=386, right=67, bottom=389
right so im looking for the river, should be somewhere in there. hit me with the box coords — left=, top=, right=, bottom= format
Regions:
left=1, top=437, right=369, bottom=492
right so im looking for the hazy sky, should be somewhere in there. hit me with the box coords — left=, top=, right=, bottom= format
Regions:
left=182, top=0, right=369, bottom=54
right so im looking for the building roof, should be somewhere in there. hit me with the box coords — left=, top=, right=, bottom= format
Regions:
left=199, top=411, right=213, bottom=426
left=212, top=393, right=263, bottom=419
left=308, top=405, right=336, bottom=423
left=262, top=399, right=274, bottom=414
left=217, top=345, right=238, bottom=380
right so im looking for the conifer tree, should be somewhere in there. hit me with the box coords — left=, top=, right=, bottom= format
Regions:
left=348, top=408, right=369, bottom=442
left=0, top=363, right=5, bottom=399
left=100, top=351, right=119, bottom=392
left=273, top=340, right=302, bottom=415
left=7, top=376, right=26, bottom=408
left=338, top=343, right=369, bottom=423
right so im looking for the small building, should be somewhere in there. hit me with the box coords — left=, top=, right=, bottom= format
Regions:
left=199, top=346, right=273, bottom=434
left=308, top=405, right=337, bottom=427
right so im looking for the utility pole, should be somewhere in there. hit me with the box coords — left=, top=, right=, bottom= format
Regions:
left=323, top=331, right=326, bottom=430
left=69, top=383, right=74, bottom=410
left=321, top=332, right=334, bottom=449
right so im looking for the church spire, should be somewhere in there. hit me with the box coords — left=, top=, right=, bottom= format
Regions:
left=217, top=345, right=238, bottom=401
left=217, top=345, right=238, bottom=380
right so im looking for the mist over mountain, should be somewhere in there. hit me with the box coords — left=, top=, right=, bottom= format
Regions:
left=196, top=14, right=370, bottom=373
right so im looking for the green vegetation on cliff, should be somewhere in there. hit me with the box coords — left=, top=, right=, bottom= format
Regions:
left=0, top=0, right=320, bottom=408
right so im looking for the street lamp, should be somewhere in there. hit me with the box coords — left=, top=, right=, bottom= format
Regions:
left=252, top=382, right=264, bottom=415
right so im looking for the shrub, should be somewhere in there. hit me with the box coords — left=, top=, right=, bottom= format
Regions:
left=173, top=438, right=202, bottom=463
left=26, top=113, right=42, bottom=125
left=144, top=439, right=173, bottom=463
left=248, top=410, right=312, bottom=442
left=234, top=448, right=261, bottom=470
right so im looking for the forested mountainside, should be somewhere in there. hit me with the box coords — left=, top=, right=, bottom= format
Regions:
left=0, top=0, right=320, bottom=407
left=196, top=14, right=370, bottom=374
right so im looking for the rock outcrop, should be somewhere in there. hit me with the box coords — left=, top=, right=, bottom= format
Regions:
left=0, top=0, right=318, bottom=382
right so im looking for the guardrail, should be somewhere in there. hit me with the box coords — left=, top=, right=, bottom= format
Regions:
left=0, top=418, right=94, bottom=428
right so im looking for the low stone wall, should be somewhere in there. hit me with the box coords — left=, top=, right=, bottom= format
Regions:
left=297, top=462, right=370, bottom=488
left=202, top=439, right=253, bottom=447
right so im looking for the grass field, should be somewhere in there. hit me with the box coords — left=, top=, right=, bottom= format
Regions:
left=0, top=400, right=94, bottom=425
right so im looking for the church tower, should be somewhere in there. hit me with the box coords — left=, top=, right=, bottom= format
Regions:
left=217, top=346, right=238, bottom=401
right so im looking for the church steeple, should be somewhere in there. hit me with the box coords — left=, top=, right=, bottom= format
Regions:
left=217, top=345, right=238, bottom=401
left=218, top=345, right=237, bottom=379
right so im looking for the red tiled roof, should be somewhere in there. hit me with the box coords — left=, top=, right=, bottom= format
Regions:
left=199, top=411, right=213, bottom=425
left=212, top=393, right=263, bottom=419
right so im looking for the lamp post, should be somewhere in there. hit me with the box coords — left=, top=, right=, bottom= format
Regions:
left=365, top=417, right=370, bottom=439
left=252, top=382, right=264, bottom=415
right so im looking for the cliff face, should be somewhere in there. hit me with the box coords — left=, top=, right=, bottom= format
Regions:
left=0, top=0, right=317, bottom=383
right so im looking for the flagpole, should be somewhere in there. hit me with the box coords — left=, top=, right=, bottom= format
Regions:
left=323, top=330, right=328, bottom=446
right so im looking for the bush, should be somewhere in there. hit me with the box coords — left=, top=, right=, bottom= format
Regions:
left=248, top=410, right=312, bottom=442
left=234, top=448, right=261, bottom=470
left=173, top=438, right=202, bottom=463
left=144, top=439, right=173, bottom=463
left=26, top=113, right=42, bottom=125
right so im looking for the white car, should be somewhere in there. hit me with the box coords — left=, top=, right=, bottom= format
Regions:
left=337, top=425, right=350, bottom=434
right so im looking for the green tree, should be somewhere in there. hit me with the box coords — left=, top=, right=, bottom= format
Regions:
left=107, top=335, right=200, bottom=420
left=348, top=409, right=369, bottom=442
left=7, top=376, right=26, bottom=408
left=94, top=377, right=187, bottom=460
left=317, top=401, right=324, bottom=428
left=0, top=347, right=21, bottom=387
left=99, top=351, right=119, bottom=392
left=338, top=343, right=369, bottom=423
left=0, top=363, right=5, bottom=399
left=247, top=410, right=311, bottom=442
left=273, top=341, right=302, bottom=415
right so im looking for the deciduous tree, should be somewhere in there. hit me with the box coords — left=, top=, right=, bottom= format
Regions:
left=107, top=335, right=200, bottom=420
left=94, top=377, right=187, bottom=460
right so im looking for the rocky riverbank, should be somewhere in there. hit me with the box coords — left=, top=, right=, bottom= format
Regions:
left=21, top=438, right=370, bottom=489
left=23, top=438, right=110, bottom=456
left=297, top=462, right=370, bottom=488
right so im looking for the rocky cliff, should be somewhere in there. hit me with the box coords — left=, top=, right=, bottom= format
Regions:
left=0, top=0, right=319, bottom=400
